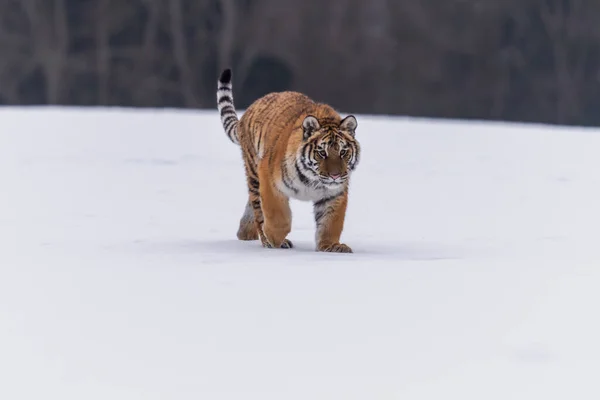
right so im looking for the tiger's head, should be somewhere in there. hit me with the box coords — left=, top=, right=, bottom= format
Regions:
left=299, top=114, right=360, bottom=186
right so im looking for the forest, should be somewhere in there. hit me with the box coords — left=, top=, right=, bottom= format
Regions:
left=0, top=0, right=599, bottom=126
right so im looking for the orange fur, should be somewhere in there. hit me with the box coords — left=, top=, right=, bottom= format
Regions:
left=217, top=69, right=361, bottom=252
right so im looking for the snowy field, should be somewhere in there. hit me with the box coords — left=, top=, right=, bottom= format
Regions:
left=1, top=106, right=600, bottom=399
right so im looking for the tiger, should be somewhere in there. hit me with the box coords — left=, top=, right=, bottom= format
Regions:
left=216, top=68, right=361, bottom=253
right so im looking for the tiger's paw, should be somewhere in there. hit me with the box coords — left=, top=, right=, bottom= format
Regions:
left=280, top=239, right=294, bottom=249
left=318, top=243, right=353, bottom=253
left=237, top=227, right=259, bottom=241
left=261, top=236, right=293, bottom=249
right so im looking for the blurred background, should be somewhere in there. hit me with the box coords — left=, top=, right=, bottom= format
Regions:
left=1, top=0, right=599, bottom=126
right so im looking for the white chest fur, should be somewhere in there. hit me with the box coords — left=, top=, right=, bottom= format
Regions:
left=276, top=159, right=345, bottom=202
left=278, top=179, right=342, bottom=202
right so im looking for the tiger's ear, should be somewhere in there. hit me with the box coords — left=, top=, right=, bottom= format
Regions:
left=340, top=115, right=357, bottom=136
left=302, top=115, right=320, bottom=140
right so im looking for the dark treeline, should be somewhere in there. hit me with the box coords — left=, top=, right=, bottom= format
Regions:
left=1, top=0, right=600, bottom=126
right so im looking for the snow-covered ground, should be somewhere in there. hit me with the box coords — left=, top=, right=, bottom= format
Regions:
left=1, top=106, right=599, bottom=399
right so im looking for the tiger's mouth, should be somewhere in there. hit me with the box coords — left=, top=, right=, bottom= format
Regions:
left=319, top=174, right=346, bottom=184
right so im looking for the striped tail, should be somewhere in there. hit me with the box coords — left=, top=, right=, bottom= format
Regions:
left=216, top=69, right=240, bottom=145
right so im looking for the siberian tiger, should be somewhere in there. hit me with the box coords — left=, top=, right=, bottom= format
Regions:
left=216, top=69, right=361, bottom=253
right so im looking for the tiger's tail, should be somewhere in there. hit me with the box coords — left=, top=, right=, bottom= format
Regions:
left=216, top=69, right=240, bottom=145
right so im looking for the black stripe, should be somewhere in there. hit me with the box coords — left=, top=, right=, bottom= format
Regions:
left=218, top=96, right=233, bottom=105
left=244, top=156, right=257, bottom=174
left=315, top=209, right=327, bottom=223
left=314, top=193, right=341, bottom=208
left=224, top=117, right=236, bottom=128
left=350, top=150, right=359, bottom=170
left=294, top=162, right=311, bottom=186
left=222, top=114, right=237, bottom=125
left=303, top=143, right=313, bottom=161
left=315, top=206, right=336, bottom=225
left=220, top=106, right=235, bottom=115
left=220, top=108, right=236, bottom=118
left=300, top=154, right=313, bottom=174
left=315, top=202, right=338, bottom=224
left=281, top=162, right=298, bottom=194
left=221, top=109, right=236, bottom=118
left=282, top=176, right=297, bottom=194
left=223, top=115, right=237, bottom=128
left=225, top=120, right=237, bottom=134
left=256, top=130, right=263, bottom=153
left=299, top=153, right=321, bottom=188
left=226, top=129, right=237, bottom=142
left=217, top=86, right=231, bottom=91
left=251, top=199, right=261, bottom=210
left=249, top=176, right=259, bottom=189
left=247, top=162, right=257, bottom=178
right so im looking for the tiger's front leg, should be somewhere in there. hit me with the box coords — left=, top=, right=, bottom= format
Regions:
left=313, top=191, right=352, bottom=253
left=258, top=165, right=293, bottom=249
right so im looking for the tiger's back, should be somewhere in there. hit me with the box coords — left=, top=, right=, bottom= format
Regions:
left=216, top=69, right=361, bottom=253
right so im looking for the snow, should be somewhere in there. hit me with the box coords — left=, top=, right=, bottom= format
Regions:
left=1, top=106, right=600, bottom=399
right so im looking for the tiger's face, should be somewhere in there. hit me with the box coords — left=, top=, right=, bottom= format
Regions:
left=299, top=115, right=360, bottom=186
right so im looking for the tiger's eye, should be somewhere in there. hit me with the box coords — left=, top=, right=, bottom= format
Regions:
left=317, top=150, right=327, bottom=158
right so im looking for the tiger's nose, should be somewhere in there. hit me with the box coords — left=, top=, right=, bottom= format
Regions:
left=329, top=173, right=341, bottom=180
